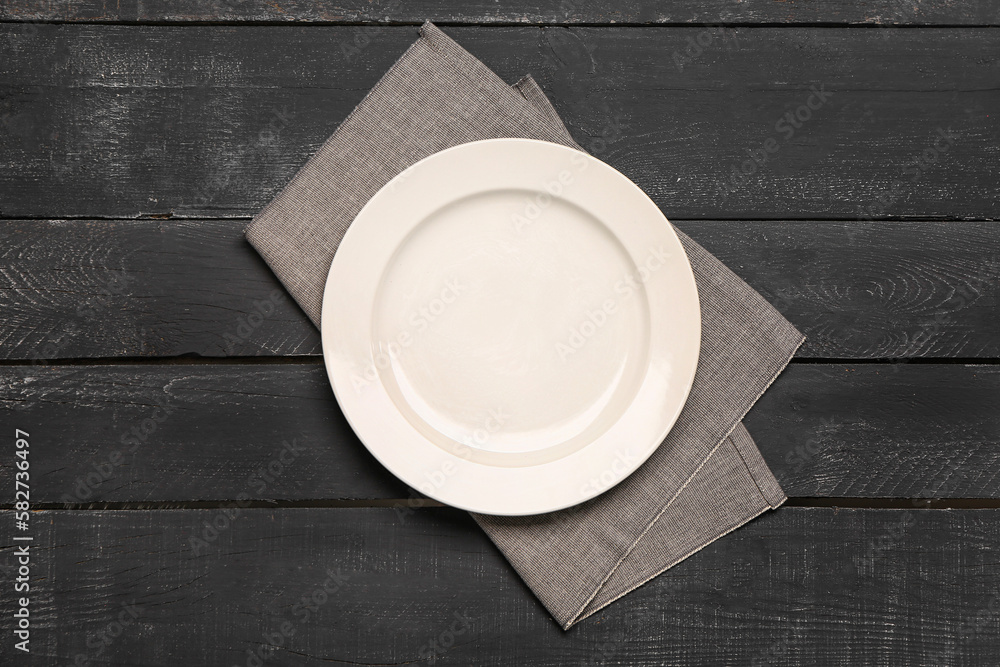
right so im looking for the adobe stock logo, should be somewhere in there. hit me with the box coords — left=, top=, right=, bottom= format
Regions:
left=556, top=246, right=671, bottom=361
left=579, top=449, right=639, bottom=497
left=511, top=151, right=591, bottom=233
left=415, top=408, right=508, bottom=496
left=715, top=84, right=835, bottom=200
left=350, top=277, right=466, bottom=394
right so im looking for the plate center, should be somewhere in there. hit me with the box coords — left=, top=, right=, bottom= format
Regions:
left=373, top=189, right=650, bottom=466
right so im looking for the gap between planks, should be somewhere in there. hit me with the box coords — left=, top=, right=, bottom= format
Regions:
left=4, top=498, right=1000, bottom=511
left=2, top=357, right=1000, bottom=367
left=2, top=214, right=998, bottom=222
left=2, top=20, right=1000, bottom=28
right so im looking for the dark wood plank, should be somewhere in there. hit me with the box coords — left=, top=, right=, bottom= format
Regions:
left=4, top=219, right=996, bottom=361
left=1, top=26, right=997, bottom=220
left=746, top=363, right=1000, bottom=499
left=2, top=362, right=997, bottom=503
left=3, top=0, right=999, bottom=25
left=0, top=219, right=321, bottom=360
left=681, top=220, right=1000, bottom=360
left=1, top=507, right=998, bottom=665
left=0, top=363, right=408, bottom=503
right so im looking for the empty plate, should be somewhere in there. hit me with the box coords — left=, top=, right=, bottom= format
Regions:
left=321, top=138, right=700, bottom=515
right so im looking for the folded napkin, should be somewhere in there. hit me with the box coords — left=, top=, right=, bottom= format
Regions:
left=247, top=23, right=804, bottom=629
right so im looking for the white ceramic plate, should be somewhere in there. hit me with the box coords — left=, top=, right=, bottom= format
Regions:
left=321, top=138, right=700, bottom=515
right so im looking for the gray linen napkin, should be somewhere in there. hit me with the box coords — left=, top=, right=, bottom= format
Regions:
left=246, top=23, right=804, bottom=629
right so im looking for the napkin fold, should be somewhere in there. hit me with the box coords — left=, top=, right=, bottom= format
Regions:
left=246, top=23, right=804, bottom=629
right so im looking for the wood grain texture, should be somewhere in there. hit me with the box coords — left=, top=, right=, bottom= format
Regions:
left=2, top=363, right=997, bottom=503
left=681, top=220, right=1000, bottom=360
left=3, top=0, right=999, bottom=25
left=0, top=218, right=322, bottom=359
left=0, top=9, right=996, bottom=666
left=1, top=507, right=998, bottom=665
left=1, top=25, right=997, bottom=220
left=745, top=363, right=1000, bottom=499
left=0, top=363, right=408, bottom=503
left=1, top=218, right=997, bottom=360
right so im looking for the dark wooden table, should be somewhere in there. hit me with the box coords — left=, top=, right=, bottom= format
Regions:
left=1, top=2, right=998, bottom=665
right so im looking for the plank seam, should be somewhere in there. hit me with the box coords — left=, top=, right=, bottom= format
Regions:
left=4, top=499, right=1000, bottom=510
left=2, top=20, right=1000, bottom=28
